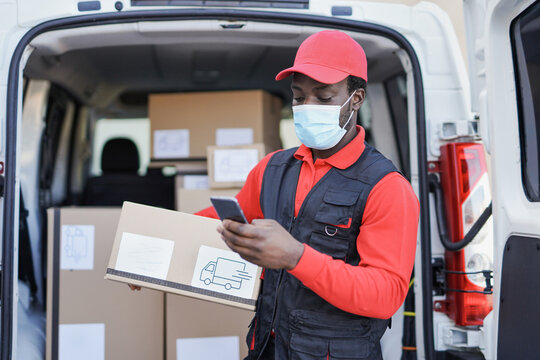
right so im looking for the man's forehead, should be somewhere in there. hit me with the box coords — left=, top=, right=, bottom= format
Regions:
left=291, top=73, right=345, bottom=90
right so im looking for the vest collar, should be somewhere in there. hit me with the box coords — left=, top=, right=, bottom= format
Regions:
left=294, top=125, right=366, bottom=170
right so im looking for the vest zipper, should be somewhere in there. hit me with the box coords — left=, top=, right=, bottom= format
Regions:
left=256, top=167, right=334, bottom=358
left=288, top=216, right=297, bottom=232
left=255, top=216, right=296, bottom=360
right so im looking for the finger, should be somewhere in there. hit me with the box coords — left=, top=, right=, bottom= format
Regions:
left=223, top=220, right=261, bottom=238
left=220, top=226, right=260, bottom=250
left=221, top=235, right=257, bottom=260
left=221, top=236, right=260, bottom=264
left=251, top=219, right=275, bottom=227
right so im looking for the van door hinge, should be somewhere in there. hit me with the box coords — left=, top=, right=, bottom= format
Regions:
left=438, top=119, right=479, bottom=140
left=437, top=323, right=484, bottom=349
left=432, top=257, right=446, bottom=296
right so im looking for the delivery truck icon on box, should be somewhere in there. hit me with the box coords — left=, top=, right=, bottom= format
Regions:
left=200, top=257, right=252, bottom=290
left=192, top=245, right=259, bottom=299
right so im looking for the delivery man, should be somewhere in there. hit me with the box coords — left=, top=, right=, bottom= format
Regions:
left=199, top=29, right=419, bottom=359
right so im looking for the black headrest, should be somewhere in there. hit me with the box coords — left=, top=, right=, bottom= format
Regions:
left=101, top=138, right=140, bottom=174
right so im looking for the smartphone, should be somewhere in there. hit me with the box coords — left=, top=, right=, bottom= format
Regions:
left=210, top=196, right=248, bottom=224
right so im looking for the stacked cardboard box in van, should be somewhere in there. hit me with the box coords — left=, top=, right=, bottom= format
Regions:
left=206, top=143, right=266, bottom=189
left=46, top=207, right=164, bottom=360
left=47, top=206, right=255, bottom=360
left=147, top=90, right=273, bottom=359
left=148, top=89, right=281, bottom=211
left=148, top=90, right=282, bottom=160
left=166, top=294, right=253, bottom=360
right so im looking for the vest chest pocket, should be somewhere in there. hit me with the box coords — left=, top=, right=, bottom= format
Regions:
left=314, top=190, right=360, bottom=228
left=310, top=190, right=360, bottom=257
left=308, top=232, right=350, bottom=260
left=289, top=333, right=327, bottom=360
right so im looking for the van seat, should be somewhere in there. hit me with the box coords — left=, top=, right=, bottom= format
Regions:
left=82, top=138, right=174, bottom=209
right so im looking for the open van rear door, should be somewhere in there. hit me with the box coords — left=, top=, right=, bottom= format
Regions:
left=0, top=3, right=39, bottom=359
left=464, top=0, right=540, bottom=358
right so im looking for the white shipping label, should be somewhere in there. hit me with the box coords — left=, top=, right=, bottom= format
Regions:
left=216, top=128, right=254, bottom=146
left=115, top=232, right=175, bottom=280
left=191, top=245, right=258, bottom=299
left=177, top=336, right=239, bottom=360
left=183, top=175, right=209, bottom=189
left=213, top=149, right=259, bottom=183
left=61, top=225, right=95, bottom=270
left=59, top=323, right=105, bottom=360
left=154, top=129, right=190, bottom=159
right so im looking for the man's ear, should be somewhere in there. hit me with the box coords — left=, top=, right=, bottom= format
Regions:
left=352, top=89, right=365, bottom=111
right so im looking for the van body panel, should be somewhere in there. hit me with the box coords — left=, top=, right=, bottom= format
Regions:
left=0, top=1, right=17, bottom=79
left=0, top=4, right=20, bottom=86
left=17, top=0, right=103, bottom=26
left=1, top=12, right=27, bottom=352
left=464, top=0, right=540, bottom=358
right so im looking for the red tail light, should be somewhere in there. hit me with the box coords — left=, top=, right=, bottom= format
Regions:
left=438, top=142, right=493, bottom=326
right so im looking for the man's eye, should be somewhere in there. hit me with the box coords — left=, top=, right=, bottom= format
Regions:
left=319, top=97, right=332, bottom=103
left=293, top=97, right=305, bottom=102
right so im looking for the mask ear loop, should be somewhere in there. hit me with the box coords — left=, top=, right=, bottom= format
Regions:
left=340, top=89, right=358, bottom=130
left=341, top=108, right=355, bottom=130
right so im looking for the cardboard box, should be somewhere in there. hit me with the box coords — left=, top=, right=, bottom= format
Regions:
left=46, top=208, right=164, bottom=360
left=175, top=174, right=210, bottom=191
left=207, top=143, right=265, bottom=189
left=149, top=90, right=282, bottom=159
left=148, top=158, right=207, bottom=173
left=105, top=202, right=261, bottom=311
left=175, top=185, right=239, bottom=213
left=166, top=293, right=253, bottom=360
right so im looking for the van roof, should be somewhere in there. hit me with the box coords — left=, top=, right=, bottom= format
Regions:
left=25, top=21, right=403, bottom=116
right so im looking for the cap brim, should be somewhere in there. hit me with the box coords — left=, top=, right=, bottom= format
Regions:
left=275, top=63, right=350, bottom=84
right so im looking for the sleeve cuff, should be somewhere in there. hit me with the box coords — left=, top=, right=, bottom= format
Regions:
left=288, top=244, right=326, bottom=283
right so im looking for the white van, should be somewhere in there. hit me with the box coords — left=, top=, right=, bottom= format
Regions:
left=0, top=0, right=538, bottom=359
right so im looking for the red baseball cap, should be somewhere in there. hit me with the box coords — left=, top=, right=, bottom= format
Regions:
left=275, top=30, right=368, bottom=84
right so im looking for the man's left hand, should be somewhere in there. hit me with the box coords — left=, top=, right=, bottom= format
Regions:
left=217, top=219, right=304, bottom=270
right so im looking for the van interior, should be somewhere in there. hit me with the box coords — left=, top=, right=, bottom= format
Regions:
left=18, top=20, right=413, bottom=359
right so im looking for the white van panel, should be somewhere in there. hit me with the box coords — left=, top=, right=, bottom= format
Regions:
left=17, top=0, right=105, bottom=27
left=351, top=2, right=473, bottom=159
left=467, top=0, right=540, bottom=357
left=0, top=1, right=18, bottom=84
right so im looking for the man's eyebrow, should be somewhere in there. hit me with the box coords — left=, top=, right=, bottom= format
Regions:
left=314, top=84, right=332, bottom=90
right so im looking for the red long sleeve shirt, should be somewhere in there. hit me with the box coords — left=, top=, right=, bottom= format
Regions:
left=196, top=125, right=419, bottom=319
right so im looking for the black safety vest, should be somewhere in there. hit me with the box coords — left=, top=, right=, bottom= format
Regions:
left=245, top=143, right=398, bottom=360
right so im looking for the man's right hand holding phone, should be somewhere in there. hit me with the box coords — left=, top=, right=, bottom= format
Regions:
left=218, top=219, right=304, bottom=271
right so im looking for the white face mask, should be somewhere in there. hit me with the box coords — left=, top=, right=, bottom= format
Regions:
left=292, top=91, right=356, bottom=150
